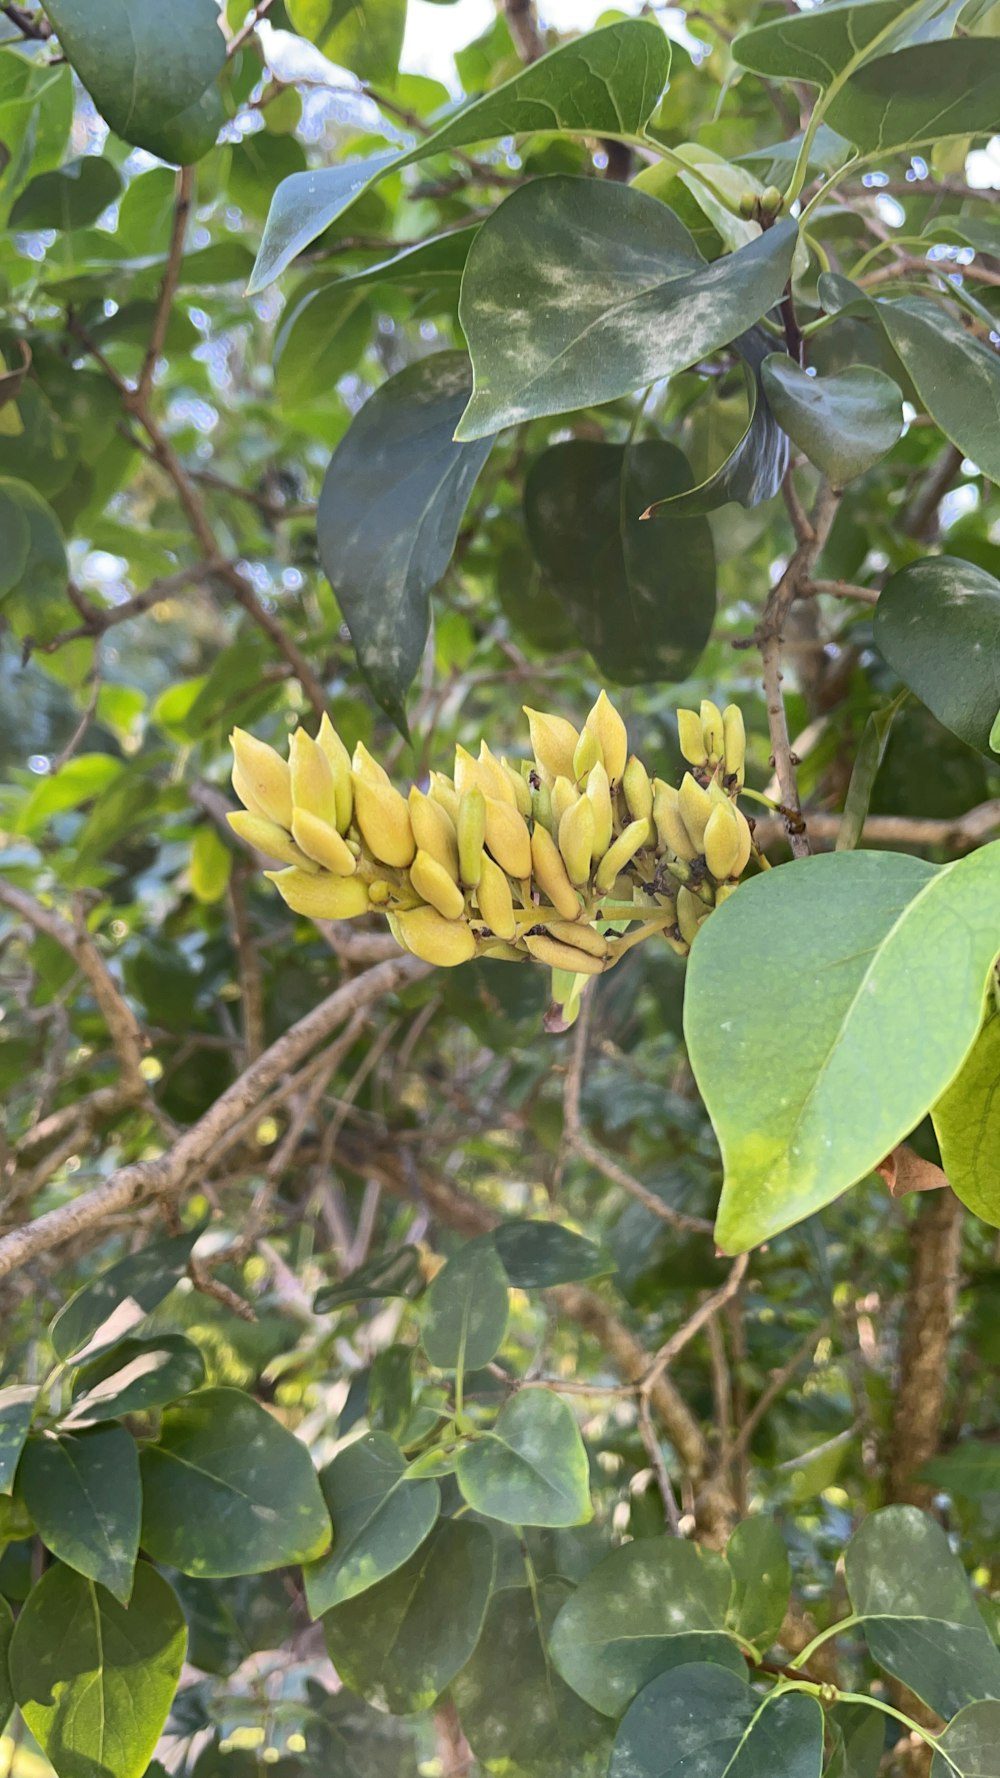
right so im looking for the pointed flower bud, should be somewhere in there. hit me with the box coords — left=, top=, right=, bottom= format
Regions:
left=523, top=707, right=579, bottom=780
left=457, top=788, right=487, bottom=887
left=266, top=866, right=370, bottom=920
left=572, top=726, right=602, bottom=783
left=231, top=728, right=293, bottom=830
left=351, top=742, right=415, bottom=868
left=227, top=810, right=314, bottom=870
left=676, top=708, right=708, bottom=768
left=291, top=809, right=358, bottom=876
left=394, top=906, right=477, bottom=967
left=476, top=852, right=517, bottom=940
left=558, top=795, right=596, bottom=887
left=410, top=849, right=466, bottom=921
left=290, top=728, right=338, bottom=826
left=585, top=690, right=628, bottom=786
left=585, top=761, right=613, bottom=859
left=700, top=700, right=725, bottom=766
left=530, top=823, right=581, bottom=921
left=409, top=788, right=459, bottom=880
left=723, top=704, right=746, bottom=786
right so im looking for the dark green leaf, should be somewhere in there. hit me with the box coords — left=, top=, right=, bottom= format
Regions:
left=321, top=1518, right=495, bottom=1713
left=64, top=1334, right=206, bottom=1424
left=685, top=847, right=1000, bottom=1253
left=273, top=285, right=371, bottom=405
left=246, top=152, right=401, bottom=295
left=19, top=1425, right=140, bottom=1604
left=726, top=1518, right=791, bottom=1651
left=826, top=1703, right=886, bottom=1778
left=493, top=1220, right=611, bottom=1288
left=303, top=1432, right=440, bottom=1616
left=827, top=40, right=1000, bottom=154
left=651, top=331, right=789, bottom=517
left=420, top=1237, right=510, bottom=1373
left=549, top=1536, right=735, bottom=1716
left=0, top=476, right=66, bottom=606
left=368, top=1344, right=414, bottom=1441
left=453, top=1583, right=612, bottom=1777
left=316, top=352, right=494, bottom=725
left=9, top=1561, right=187, bottom=1778
left=845, top=1506, right=1000, bottom=1719
left=836, top=691, right=908, bottom=852
left=931, top=1702, right=1000, bottom=1778
left=50, top=1223, right=205, bottom=1360
left=734, top=0, right=919, bottom=85
left=139, top=1387, right=331, bottom=1577
left=456, top=178, right=798, bottom=438
left=876, top=297, right=1000, bottom=484
left=0, top=1386, right=36, bottom=1494
left=456, top=1390, right=592, bottom=1527
left=761, top=358, right=902, bottom=487
left=918, top=1440, right=1000, bottom=1500
left=875, top=557, right=1000, bottom=757
left=609, top=1662, right=824, bottom=1778
left=170, top=1570, right=296, bottom=1677
left=41, top=0, right=225, bottom=163
left=9, top=155, right=121, bottom=231
left=314, top=1245, right=422, bottom=1313
left=0, top=480, right=31, bottom=599
left=524, top=440, right=716, bottom=684
left=933, top=1012, right=1000, bottom=1227
left=286, top=0, right=405, bottom=82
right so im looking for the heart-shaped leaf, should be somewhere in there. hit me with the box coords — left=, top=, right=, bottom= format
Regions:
left=456, top=178, right=799, bottom=439
left=456, top=1390, right=592, bottom=1527
left=609, top=1662, right=824, bottom=1778
left=303, top=1433, right=440, bottom=1617
left=493, top=1221, right=611, bottom=1288
left=317, top=352, right=494, bottom=728
left=931, top=1701, right=1000, bottom=1777
left=649, top=331, right=789, bottom=516
left=420, top=1236, right=510, bottom=1374
left=826, top=40, right=1000, bottom=154
left=761, top=358, right=902, bottom=487
left=524, top=440, right=716, bottom=684
left=685, top=846, right=1000, bottom=1253
left=874, top=557, right=1000, bottom=757
left=549, top=1535, right=735, bottom=1716
left=321, top=1518, right=495, bottom=1714
left=0, top=1387, right=37, bottom=1494
left=845, top=1507, right=1000, bottom=1719
left=139, top=1387, right=330, bottom=1577
left=933, top=1012, right=1000, bottom=1227
left=9, top=1562, right=187, bottom=1778
left=19, top=1426, right=140, bottom=1604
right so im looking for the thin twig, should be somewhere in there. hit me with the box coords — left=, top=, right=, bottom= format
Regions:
left=638, top=1393, right=683, bottom=1534
left=566, top=1131, right=713, bottom=1236
left=697, top=1319, right=830, bottom=1505
left=752, top=800, right=1000, bottom=852
left=642, top=1255, right=750, bottom=1396
left=135, top=166, right=193, bottom=412
left=227, top=0, right=278, bottom=57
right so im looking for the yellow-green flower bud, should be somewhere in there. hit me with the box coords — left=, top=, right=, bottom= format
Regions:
left=699, top=700, right=725, bottom=766
left=524, top=933, right=605, bottom=975
left=676, top=885, right=706, bottom=946
left=351, top=742, right=415, bottom=869
left=544, top=920, right=607, bottom=960
left=558, top=795, right=596, bottom=887
left=501, top=756, right=533, bottom=818
left=266, top=866, right=370, bottom=920
left=231, top=728, right=293, bottom=830
left=703, top=801, right=741, bottom=881
left=485, top=796, right=532, bottom=880
left=585, top=689, right=628, bottom=786
left=290, top=728, right=338, bottom=826
left=394, top=906, right=477, bottom=967
left=652, top=780, right=697, bottom=861
left=409, top=788, right=459, bottom=880
left=291, top=809, right=358, bottom=875
left=530, top=823, right=581, bottom=921
left=523, top=706, right=579, bottom=780
left=227, top=810, right=314, bottom=870
left=476, top=852, right=516, bottom=940
left=723, top=704, right=746, bottom=786
left=572, top=726, right=602, bottom=783
left=532, top=781, right=554, bottom=832
left=678, top=771, right=714, bottom=852
left=622, top=755, right=653, bottom=824
left=429, top=772, right=460, bottom=825
left=550, top=775, right=577, bottom=830
left=457, top=787, right=487, bottom=887
left=593, top=818, right=649, bottom=893
left=477, top=740, right=516, bottom=807
left=676, top=708, right=708, bottom=768
left=316, top=714, right=353, bottom=833
left=410, top=848, right=466, bottom=921
left=586, top=761, right=613, bottom=859
left=454, top=744, right=485, bottom=800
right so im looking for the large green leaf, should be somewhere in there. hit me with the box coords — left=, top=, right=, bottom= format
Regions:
left=933, top=1012, right=1000, bottom=1226
left=918, top=1441, right=1000, bottom=1499
left=169, top=1569, right=296, bottom=1678
left=609, top=1663, right=824, bottom=1778
left=931, top=1702, right=1000, bottom=1778
left=734, top=0, right=921, bottom=84
left=139, top=1387, right=331, bottom=1577
left=286, top=0, right=406, bottom=82
left=50, top=1223, right=204, bottom=1360
left=9, top=1562, right=186, bottom=1778
left=41, top=0, right=225, bottom=163
left=420, top=1237, right=510, bottom=1373
left=761, top=358, right=902, bottom=487
left=826, top=40, right=1000, bottom=153
left=725, top=1519, right=791, bottom=1652
left=650, top=332, right=789, bottom=517
left=845, top=1507, right=1000, bottom=1719
left=0, top=481, right=31, bottom=599
left=9, top=156, right=121, bottom=232
left=0, top=1597, right=12, bottom=1734
left=685, top=846, right=1000, bottom=1253
left=874, top=557, right=1000, bottom=756
left=0, top=476, right=66, bottom=607
left=455, top=179, right=799, bottom=439
left=493, top=1220, right=611, bottom=1288
left=456, top=1391, right=592, bottom=1527
left=303, top=1432, right=440, bottom=1617
left=0, top=1386, right=36, bottom=1494
left=313, top=1245, right=422, bottom=1314
left=247, top=20, right=670, bottom=291
left=453, top=1583, right=612, bottom=1778
left=321, top=1519, right=495, bottom=1713
left=549, top=1536, right=735, bottom=1716
left=524, top=440, right=716, bottom=684
left=826, top=1703, right=886, bottom=1778
left=18, top=1426, right=140, bottom=1604
left=876, top=296, right=1000, bottom=484
left=64, top=1334, right=206, bottom=1424
left=316, top=352, right=495, bottom=726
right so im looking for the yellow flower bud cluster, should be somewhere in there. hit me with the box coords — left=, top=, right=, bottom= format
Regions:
left=228, top=691, right=755, bottom=975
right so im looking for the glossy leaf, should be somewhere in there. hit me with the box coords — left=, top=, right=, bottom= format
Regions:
left=420, top=1236, right=510, bottom=1373
left=453, top=1583, right=612, bottom=1777
left=685, top=846, right=1000, bottom=1253
left=316, top=352, right=494, bottom=725
left=9, top=156, right=121, bottom=231
left=918, top=1440, right=1000, bottom=1499
left=931, top=1702, right=1000, bottom=1778
left=761, top=358, right=903, bottom=487
left=0, top=476, right=66, bottom=605
left=650, top=331, right=789, bottom=517
left=933, top=1012, right=1000, bottom=1226
left=609, top=1663, right=824, bottom=1778
left=877, top=296, right=1000, bottom=485
left=0, top=1386, right=36, bottom=1494
left=314, top=1245, right=422, bottom=1314
left=874, top=557, right=1000, bottom=756
left=845, top=1506, right=1000, bottom=1719
left=493, top=1220, right=611, bottom=1288
left=456, top=178, right=799, bottom=438
left=524, top=440, right=716, bottom=684
left=303, top=1432, right=440, bottom=1616
left=549, top=1535, right=735, bottom=1716
left=734, top=0, right=918, bottom=84
left=9, top=1561, right=186, bottom=1778
left=726, top=1518, right=791, bottom=1651
left=826, top=1703, right=886, bottom=1778
left=18, top=1426, right=140, bottom=1604
left=41, top=0, right=225, bottom=163
left=246, top=153, right=400, bottom=296
left=836, top=692, right=908, bottom=853
left=456, top=1390, right=592, bottom=1527
left=827, top=41, right=1000, bottom=154
left=321, top=1518, right=495, bottom=1714
left=286, top=0, right=405, bottom=82
left=139, top=1387, right=331, bottom=1577
left=50, top=1223, right=204, bottom=1360
left=64, top=1334, right=206, bottom=1424
left=169, top=1569, right=296, bottom=1678
left=0, top=481, right=32, bottom=599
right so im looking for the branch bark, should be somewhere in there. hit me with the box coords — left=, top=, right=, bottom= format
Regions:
left=885, top=1189, right=964, bottom=1508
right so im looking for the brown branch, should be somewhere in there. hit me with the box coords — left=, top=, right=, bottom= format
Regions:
left=752, top=800, right=1000, bottom=853
left=227, top=0, right=277, bottom=56
left=227, top=864, right=265, bottom=1065
left=136, top=166, right=193, bottom=412
left=805, top=578, right=879, bottom=606
left=698, top=1319, right=830, bottom=1507
left=638, top=1392, right=683, bottom=1533
left=885, top=1189, right=964, bottom=1508
left=505, top=0, right=544, bottom=61
left=34, top=562, right=226, bottom=653
left=0, top=954, right=430, bottom=1282
left=901, top=443, right=964, bottom=540
left=641, top=1255, right=749, bottom=1397
left=565, top=1131, right=714, bottom=1237
left=2, top=3, right=50, bottom=38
